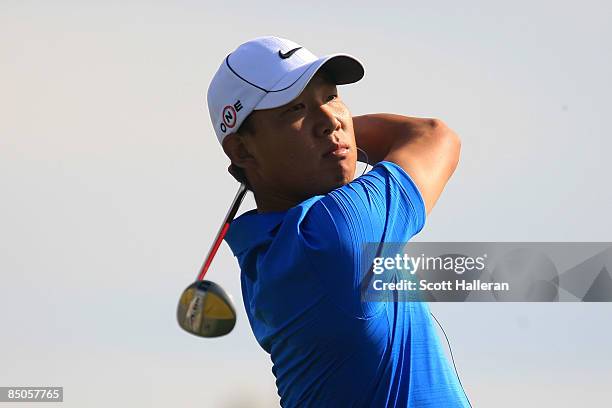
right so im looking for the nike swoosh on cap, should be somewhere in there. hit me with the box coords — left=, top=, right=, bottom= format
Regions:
left=278, top=47, right=302, bottom=59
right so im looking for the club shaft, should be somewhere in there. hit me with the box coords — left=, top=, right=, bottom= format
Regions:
left=197, top=184, right=248, bottom=281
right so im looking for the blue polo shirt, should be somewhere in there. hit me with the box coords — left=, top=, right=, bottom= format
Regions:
left=225, top=161, right=469, bottom=407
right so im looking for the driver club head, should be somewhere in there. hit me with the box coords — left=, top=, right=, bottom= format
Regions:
left=177, top=280, right=236, bottom=338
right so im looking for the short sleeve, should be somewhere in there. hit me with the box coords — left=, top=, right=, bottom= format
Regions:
left=327, top=160, right=426, bottom=240
left=298, top=161, right=427, bottom=318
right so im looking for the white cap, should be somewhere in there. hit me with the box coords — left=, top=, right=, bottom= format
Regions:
left=207, top=36, right=365, bottom=144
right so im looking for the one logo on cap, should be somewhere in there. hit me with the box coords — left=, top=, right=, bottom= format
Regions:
left=222, top=106, right=237, bottom=128
left=219, top=100, right=243, bottom=133
left=278, top=47, right=302, bottom=59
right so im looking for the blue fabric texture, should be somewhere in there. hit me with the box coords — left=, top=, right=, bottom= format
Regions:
left=225, top=161, right=470, bottom=407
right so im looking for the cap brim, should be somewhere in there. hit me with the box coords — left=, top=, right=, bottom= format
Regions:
left=254, top=53, right=364, bottom=110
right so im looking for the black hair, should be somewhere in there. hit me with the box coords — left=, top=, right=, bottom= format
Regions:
left=228, top=114, right=255, bottom=190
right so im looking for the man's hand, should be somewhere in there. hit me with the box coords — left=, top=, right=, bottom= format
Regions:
left=352, top=114, right=461, bottom=215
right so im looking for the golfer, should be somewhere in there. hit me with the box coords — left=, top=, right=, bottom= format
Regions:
left=207, top=36, right=469, bottom=407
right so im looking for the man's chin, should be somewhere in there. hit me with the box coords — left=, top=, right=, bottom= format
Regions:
left=295, top=161, right=357, bottom=197
left=320, top=170, right=355, bottom=194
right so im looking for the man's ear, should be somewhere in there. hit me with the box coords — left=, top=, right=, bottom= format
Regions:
left=222, top=133, right=257, bottom=170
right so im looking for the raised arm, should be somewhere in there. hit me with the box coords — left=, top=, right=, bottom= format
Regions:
left=352, top=114, right=461, bottom=215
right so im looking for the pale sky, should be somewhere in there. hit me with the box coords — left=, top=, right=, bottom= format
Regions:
left=1, top=1, right=611, bottom=406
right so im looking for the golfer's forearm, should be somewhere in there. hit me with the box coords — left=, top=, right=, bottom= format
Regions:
left=352, top=113, right=442, bottom=164
left=353, top=113, right=461, bottom=214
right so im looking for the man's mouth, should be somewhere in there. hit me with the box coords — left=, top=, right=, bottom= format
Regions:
left=323, top=143, right=351, bottom=158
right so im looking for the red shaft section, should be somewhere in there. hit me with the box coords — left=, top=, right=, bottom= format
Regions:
left=198, top=222, right=230, bottom=281
left=196, top=184, right=248, bottom=281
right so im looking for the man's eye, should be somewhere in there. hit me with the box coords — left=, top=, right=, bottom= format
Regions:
left=288, top=103, right=305, bottom=112
left=327, top=94, right=338, bottom=102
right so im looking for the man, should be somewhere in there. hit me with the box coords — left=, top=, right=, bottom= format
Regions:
left=207, top=36, right=469, bottom=407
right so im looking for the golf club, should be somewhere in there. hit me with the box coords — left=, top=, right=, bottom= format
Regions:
left=177, top=183, right=248, bottom=338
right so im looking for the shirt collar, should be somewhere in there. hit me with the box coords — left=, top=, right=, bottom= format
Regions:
left=224, top=209, right=287, bottom=256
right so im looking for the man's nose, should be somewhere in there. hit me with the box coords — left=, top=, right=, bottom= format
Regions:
left=314, top=103, right=341, bottom=138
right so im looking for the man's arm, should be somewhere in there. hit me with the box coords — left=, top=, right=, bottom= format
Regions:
left=352, top=114, right=461, bottom=215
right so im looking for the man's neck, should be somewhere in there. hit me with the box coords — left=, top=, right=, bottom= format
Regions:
left=254, top=191, right=300, bottom=214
